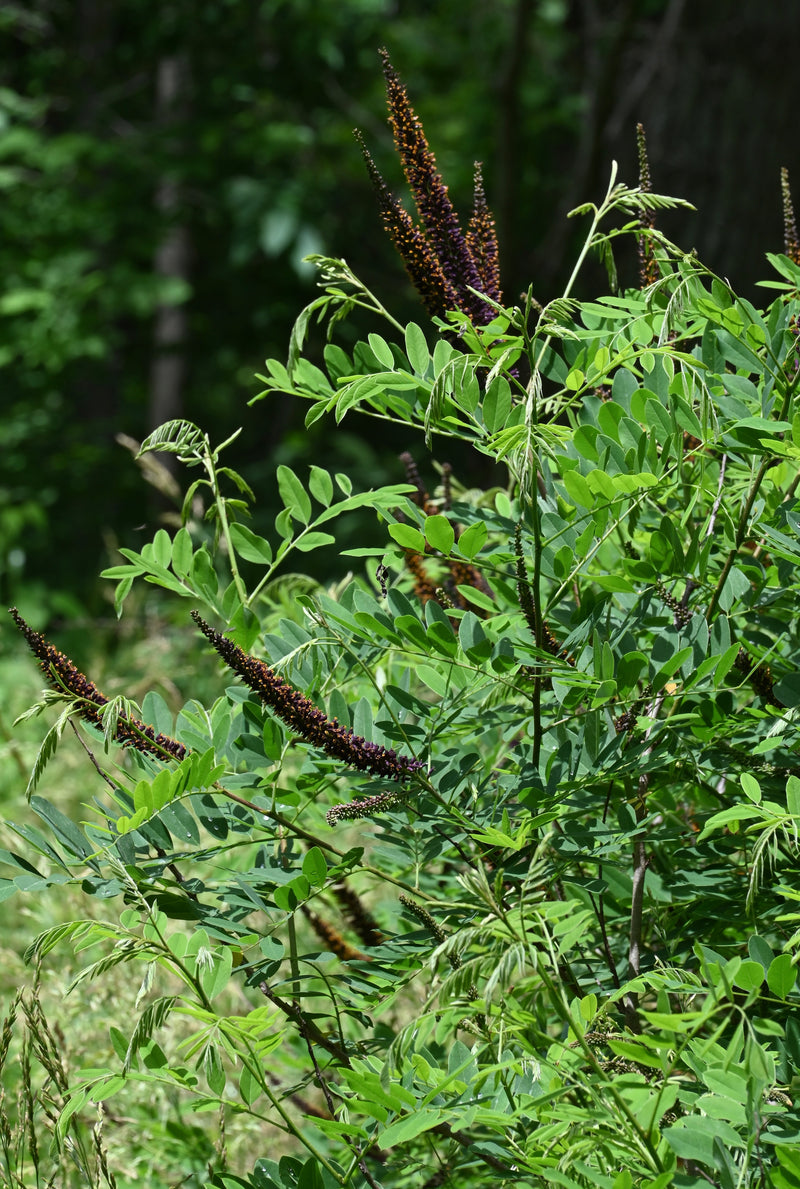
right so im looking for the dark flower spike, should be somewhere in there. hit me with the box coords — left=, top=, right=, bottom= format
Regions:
left=399, top=894, right=465, bottom=974
left=400, top=452, right=491, bottom=614
left=636, top=123, right=659, bottom=288
left=404, top=549, right=439, bottom=606
left=444, top=559, right=492, bottom=611
left=441, top=462, right=453, bottom=512
left=614, top=682, right=652, bottom=737
left=378, top=49, right=497, bottom=326
left=733, top=646, right=784, bottom=708
left=9, top=607, right=186, bottom=762
left=434, top=585, right=456, bottom=611
left=655, top=580, right=692, bottom=628
left=781, top=167, right=800, bottom=264
left=326, top=790, right=411, bottom=825
left=513, top=526, right=571, bottom=661
left=192, top=611, right=423, bottom=782
left=514, top=523, right=536, bottom=637
left=613, top=705, right=639, bottom=735
left=399, top=450, right=435, bottom=512
left=379, top=52, right=479, bottom=300
left=354, top=129, right=456, bottom=318
left=467, top=162, right=502, bottom=303
left=332, top=880, right=384, bottom=947
left=399, top=894, right=448, bottom=946
left=300, top=905, right=366, bottom=962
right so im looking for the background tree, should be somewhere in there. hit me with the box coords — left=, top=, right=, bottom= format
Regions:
left=2, top=0, right=797, bottom=615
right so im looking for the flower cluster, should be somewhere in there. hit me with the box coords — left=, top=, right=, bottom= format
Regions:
left=613, top=703, right=642, bottom=736
left=399, top=450, right=437, bottom=515
left=782, top=167, right=800, bottom=264
left=514, top=525, right=573, bottom=664
left=326, top=791, right=410, bottom=826
left=399, top=894, right=448, bottom=946
left=403, top=548, right=439, bottom=607
left=466, top=164, right=502, bottom=309
left=355, top=129, right=454, bottom=320
left=397, top=452, right=491, bottom=615
left=734, top=646, right=783, bottom=708
left=300, top=905, right=366, bottom=962
left=655, top=579, right=693, bottom=628
left=332, top=880, right=384, bottom=948
left=9, top=607, right=186, bottom=762
left=636, top=123, right=659, bottom=288
left=356, top=50, right=502, bottom=327
left=399, top=893, right=467, bottom=977
left=191, top=611, right=423, bottom=781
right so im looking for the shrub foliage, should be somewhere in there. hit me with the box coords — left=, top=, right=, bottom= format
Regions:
left=7, top=62, right=800, bottom=1189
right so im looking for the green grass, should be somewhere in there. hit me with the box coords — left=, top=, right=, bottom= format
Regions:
left=0, top=608, right=288, bottom=1188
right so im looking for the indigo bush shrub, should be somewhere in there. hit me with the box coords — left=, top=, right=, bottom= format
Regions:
left=7, top=56, right=800, bottom=1189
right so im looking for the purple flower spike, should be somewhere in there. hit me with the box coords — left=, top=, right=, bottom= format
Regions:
left=782, top=167, right=800, bottom=264
left=467, top=163, right=502, bottom=304
left=327, top=791, right=410, bottom=825
left=9, top=607, right=186, bottom=762
left=355, top=129, right=457, bottom=318
left=192, top=612, right=423, bottom=782
left=356, top=51, right=503, bottom=329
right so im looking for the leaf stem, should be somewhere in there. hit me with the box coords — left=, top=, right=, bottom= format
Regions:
left=705, top=455, right=771, bottom=622
left=203, top=434, right=249, bottom=606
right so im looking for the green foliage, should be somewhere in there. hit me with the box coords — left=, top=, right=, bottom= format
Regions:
left=2, top=0, right=586, bottom=612
left=8, top=158, right=800, bottom=1187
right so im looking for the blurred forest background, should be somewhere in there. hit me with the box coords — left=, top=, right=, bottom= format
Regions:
left=2, top=0, right=799, bottom=622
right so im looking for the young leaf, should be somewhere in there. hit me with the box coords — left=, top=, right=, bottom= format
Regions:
left=388, top=523, right=426, bottom=552
left=367, top=332, right=396, bottom=368
left=454, top=520, right=487, bottom=559
left=230, top=523, right=273, bottom=565
left=404, top=322, right=430, bottom=375
left=308, top=465, right=334, bottom=507
left=424, top=514, right=454, bottom=555
left=302, top=847, right=328, bottom=888
left=767, top=953, right=796, bottom=999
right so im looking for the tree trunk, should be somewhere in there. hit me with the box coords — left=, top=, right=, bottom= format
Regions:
left=149, top=54, right=191, bottom=450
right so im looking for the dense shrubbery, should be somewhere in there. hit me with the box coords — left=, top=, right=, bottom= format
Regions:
left=7, top=64, right=800, bottom=1189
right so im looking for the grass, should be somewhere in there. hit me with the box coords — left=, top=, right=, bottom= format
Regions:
left=0, top=605, right=272, bottom=1188
left=1, top=593, right=408, bottom=1185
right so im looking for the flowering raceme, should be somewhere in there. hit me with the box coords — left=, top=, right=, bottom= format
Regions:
left=636, top=123, right=659, bottom=289
left=9, top=607, right=186, bottom=761
left=356, top=49, right=502, bottom=328
left=191, top=612, right=423, bottom=781
left=782, top=166, right=800, bottom=264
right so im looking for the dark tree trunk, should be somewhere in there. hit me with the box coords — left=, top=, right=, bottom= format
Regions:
left=522, top=0, right=800, bottom=296
left=149, top=54, right=191, bottom=449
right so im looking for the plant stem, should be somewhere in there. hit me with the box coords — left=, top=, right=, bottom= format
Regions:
left=217, top=784, right=437, bottom=897
left=204, top=436, right=248, bottom=606
left=705, top=455, right=771, bottom=622
left=531, top=497, right=543, bottom=773
left=530, top=161, right=621, bottom=383
left=623, top=689, right=665, bottom=1031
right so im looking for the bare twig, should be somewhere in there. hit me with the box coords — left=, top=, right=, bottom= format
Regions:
left=69, top=721, right=116, bottom=789
left=258, top=983, right=350, bottom=1066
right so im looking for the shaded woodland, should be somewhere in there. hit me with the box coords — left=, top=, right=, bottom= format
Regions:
left=2, top=0, right=798, bottom=608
